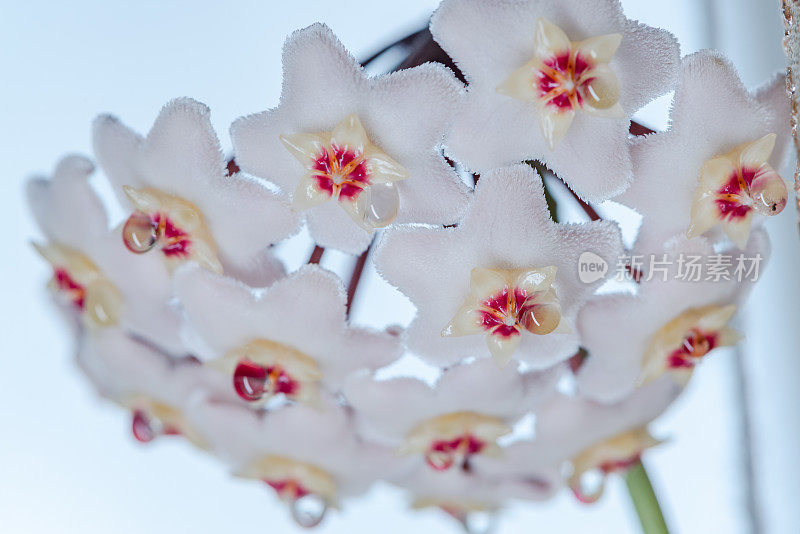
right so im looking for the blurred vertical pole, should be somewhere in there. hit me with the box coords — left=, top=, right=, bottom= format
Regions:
left=709, top=1, right=800, bottom=532
left=694, top=2, right=761, bottom=532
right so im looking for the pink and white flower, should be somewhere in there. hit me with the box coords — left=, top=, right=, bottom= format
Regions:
left=77, top=327, right=235, bottom=447
left=230, top=23, right=470, bottom=254
left=576, top=231, right=769, bottom=403
left=344, top=358, right=562, bottom=471
left=399, top=469, right=507, bottom=530
left=184, top=397, right=396, bottom=526
left=27, top=155, right=185, bottom=354
left=619, top=50, right=791, bottom=254
left=395, top=447, right=560, bottom=530
left=430, top=0, right=680, bottom=202
left=375, top=164, right=623, bottom=367
left=535, top=376, right=682, bottom=503
left=395, top=436, right=564, bottom=527
left=173, top=264, right=401, bottom=407
left=93, top=97, right=298, bottom=286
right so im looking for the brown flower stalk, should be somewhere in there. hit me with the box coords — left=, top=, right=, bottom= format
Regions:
left=782, top=0, right=800, bottom=235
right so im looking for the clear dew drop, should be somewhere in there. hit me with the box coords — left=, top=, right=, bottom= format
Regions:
left=291, top=494, right=328, bottom=529
left=357, top=182, right=400, bottom=229
left=122, top=211, right=159, bottom=253
left=582, top=74, right=620, bottom=110
left=572, top=468, right=605, bottom=504
left=84, top=280, right=122, bottom=327
left=750, top=168, right=788, bottom=216
left=520, top=303, right=561, bottom=335
left=461, top=511, right=497, bottom=534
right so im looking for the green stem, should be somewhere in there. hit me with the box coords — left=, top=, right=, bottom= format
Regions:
left=625, top=460, right=670, bottom=534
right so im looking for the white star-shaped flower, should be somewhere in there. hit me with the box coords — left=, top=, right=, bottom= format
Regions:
left=375, top=164, right=623, bottom=367
left=27, top=155, right=185, bottom=354
left=395, top=449, right=560, bottom=530
left=78, top=327, right=235, bottom=447
left=430, top=0, right=680, bottom=202
left=184, top=397, right=397, bottom=525
left=398, top=469, right=507, bottom=529
left=231, top=23, right=470, bottom=254
left=619, top=50, right=791, bottom=254
left=534, top=376, right=681, bottom=503
left=344, top=358, right=562, bottom=471
left=576, top=232, right=769, bottom=403
left=93, top=97, right=299, bottom=286
left=173, top=264, right=401, bottom=407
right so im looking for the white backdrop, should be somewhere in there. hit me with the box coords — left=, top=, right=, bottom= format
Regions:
left=0, top=1, right=795, bottom=532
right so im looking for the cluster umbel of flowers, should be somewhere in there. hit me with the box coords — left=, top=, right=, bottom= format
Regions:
left=28, top=0, right=792, bottom=531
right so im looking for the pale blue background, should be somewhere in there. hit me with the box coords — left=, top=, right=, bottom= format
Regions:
left=1, top=1, right=797, bottom=533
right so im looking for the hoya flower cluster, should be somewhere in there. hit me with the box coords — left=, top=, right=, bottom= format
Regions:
left=28, top=0, right=791, bottom=531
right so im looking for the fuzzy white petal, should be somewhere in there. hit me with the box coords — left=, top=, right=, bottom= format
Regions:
left=431, top=0, right=680, bottom=203
left=536, top=376, right=681, bottom=462
left=231, top=24, right=468, bottom=252
left=577, top=231, right=770, bottom=402
left=93, top=98, right=300, bottom=276
left=174, top=264, right=401, bottom=390
left=344, top=358, right=559, bottom=446
left=620, top=51, right=787, bottom=254
left=376, top=164, right=622, bottom=367
left=26, top=155, right=108, bottom=252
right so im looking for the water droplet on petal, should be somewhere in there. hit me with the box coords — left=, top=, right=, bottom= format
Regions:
left=570, top=468, right=605, bottom=504
left=461, top=510, right=497, bottom=534
left=291, top=494, right=327, bottom=528
left=750, top=167, right=788, bottom=216
left=122, top=211, right=159, bottom=253
left=425, top=449, right=455, bottom=471
left=520, top=303, right=561, bottom=335
left=233, top=360, right=268, bottom=402
left=582, top=73, right=619, bottom=110
left=358, top=182, right=399, bottom=229
left=84, top=279, right=122, bottom=327
left=132, top=410, right=157, bottom=443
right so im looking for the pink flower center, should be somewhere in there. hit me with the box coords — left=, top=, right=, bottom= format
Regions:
left=597, top=453, right=642, bottom=475
left=232, top=359, right=300, bottom=402
left=537, top=51, right=594, bottom=111
left=53, top=267, right=85, bottom=309
left=478, top=287, right=540, bottom=338
left=153, top=214, right=191, bottom=257
left=425, top=434, right=486, bottom=471
left=265, top=478, right=311, bottom=500
left=667, top=328, right=719, bottom=369
left=311, top=144, right=371, bottom=201
left=131, top=409, right=180, bottom=443
left=713, top=167, right=759, bottom=221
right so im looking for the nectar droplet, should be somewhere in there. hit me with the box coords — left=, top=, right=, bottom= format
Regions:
left=750, top=167, right=788, bottom=216
left=132, top=410, right=157, bottom=443
left=582, top=73, right=620, bottom=110
left=425, top=449, right=455, bottom=471
left=291, top=494, right=328, bottom=528
left=233, top=360, right=268, bottom=402
left=461, top=510, right=497, bottom=534
left=520, top=303, right=561, bottom=335
left=681, top=330, right=712, bottom=358
left=122, top=211, right=159, bottom=253
left=358, top=182, right=400, bottom=229
left=570, top=468, right=605, bottom=504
